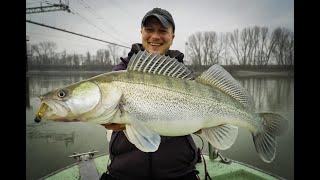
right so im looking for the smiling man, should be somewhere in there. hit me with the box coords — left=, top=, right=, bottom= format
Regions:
left=141, top=9, right=175, bottom=55
left=100, top=8, right=200, bottom=180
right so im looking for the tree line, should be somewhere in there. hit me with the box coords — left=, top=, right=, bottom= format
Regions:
left=187, top=26, right=293, bottom=66
left=28, top=42, right=127, bottom=67
left=27, top=26, right=293, bottom=71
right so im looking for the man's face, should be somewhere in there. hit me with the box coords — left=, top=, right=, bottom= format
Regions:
left=141, top=17, right=175, bottom=55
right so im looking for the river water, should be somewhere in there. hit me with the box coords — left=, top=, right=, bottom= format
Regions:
left=26, top=73, right=294, bottom=180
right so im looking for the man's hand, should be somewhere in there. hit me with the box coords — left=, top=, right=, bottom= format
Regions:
left=101, top=123, right=126, bottom=131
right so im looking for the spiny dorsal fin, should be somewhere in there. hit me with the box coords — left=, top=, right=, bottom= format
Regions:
left=196, top=64, right=254, bottom=110
left=127, top=50, right=194, bottom=80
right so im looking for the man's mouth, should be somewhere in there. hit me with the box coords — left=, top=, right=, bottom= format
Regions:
left=149, top=42, right=162, bottom=46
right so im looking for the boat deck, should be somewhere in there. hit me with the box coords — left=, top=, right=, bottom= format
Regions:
left=42, top=154, right=283, bottom=180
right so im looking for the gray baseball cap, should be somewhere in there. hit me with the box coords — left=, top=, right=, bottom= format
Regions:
left=141, top=8, right=175, bottom=32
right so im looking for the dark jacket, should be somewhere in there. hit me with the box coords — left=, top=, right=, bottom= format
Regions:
left=107, top=44, right=200, bottom=180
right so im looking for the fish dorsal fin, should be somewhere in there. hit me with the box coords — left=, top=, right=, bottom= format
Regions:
left=196, top=64, right=254, bottom=110
left=127, top=50, right=194, bottom=80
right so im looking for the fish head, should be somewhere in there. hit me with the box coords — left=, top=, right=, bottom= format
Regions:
left=34, top=81, right=101, bottom=123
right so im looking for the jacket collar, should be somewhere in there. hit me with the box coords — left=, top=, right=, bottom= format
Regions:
left=127, top=43, right=184, bottom=63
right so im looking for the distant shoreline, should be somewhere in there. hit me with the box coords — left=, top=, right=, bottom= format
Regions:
left=26, top=70, right=106, bottom=76
left=231, top=70, right=293, bottom=78
left=26, top=69, right=293, bottom=78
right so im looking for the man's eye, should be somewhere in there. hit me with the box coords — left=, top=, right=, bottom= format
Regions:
left=145, top=28, right=153, bottom=32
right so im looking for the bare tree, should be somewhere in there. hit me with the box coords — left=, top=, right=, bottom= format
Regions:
left=248, top=26, right=260, bottom=65
left=108, top=45, right=120, bottom=65
left=261, top=27, right=277, bottom=65
left=84, top=51, right=91, bottom=65
left=96, top=49, right=105, bottom=65
left=228, top=29, right=242, bottom=65
left=240, top=28, right=249, bottom=65
left=72, top=54, right=80, bottom=66
left=31, top=41, right=57, bottom=64
left=256, top=27, right=268, bottom=65
left=227, top=26, right=291, bottom=66
left=104, top=50, right=111, bottom=65
left=210, top=32, right=225, bottom=65
left=285, top=32, right=294, bottom=65
left=271, top=27, right=293, bottom=65
left=202, top=31, right=214, bottom=65
left=203, top=31, right=224, bottom=65
left=188, top=32, right=203, bottom=65
left=221, top=33, right=233, bottom=65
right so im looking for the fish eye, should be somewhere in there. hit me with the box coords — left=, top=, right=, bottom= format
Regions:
left=57, top=89, right=67, bottom=98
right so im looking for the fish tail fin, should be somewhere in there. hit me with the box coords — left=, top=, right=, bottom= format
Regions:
left=253, top=113, right=288, bottom=163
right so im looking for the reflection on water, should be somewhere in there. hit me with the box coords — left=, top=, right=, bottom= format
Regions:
left=28, top=75, right=91, bottom=98
left=239, top=77, right=293, bottom=112
left=26, top=73, right=294, bottom=180
left=26, top=124, right=75, bottom=147
left=233, top=77, right=294, bottom=180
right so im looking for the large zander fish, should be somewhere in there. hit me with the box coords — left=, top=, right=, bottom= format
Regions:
left=34, top=50, right=288, bottom=163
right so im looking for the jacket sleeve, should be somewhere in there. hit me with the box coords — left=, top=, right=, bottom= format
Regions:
left=112, top=57, right=129, bottom=71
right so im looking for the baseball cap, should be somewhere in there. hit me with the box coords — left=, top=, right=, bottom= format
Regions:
left=141, top=8, right=175, bottom=32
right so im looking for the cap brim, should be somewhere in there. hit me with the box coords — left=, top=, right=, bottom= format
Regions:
left=143, top=14, right=170, bottom=28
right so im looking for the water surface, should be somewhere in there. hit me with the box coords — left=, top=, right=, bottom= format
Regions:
left=26, top=73, right=293, bottom=180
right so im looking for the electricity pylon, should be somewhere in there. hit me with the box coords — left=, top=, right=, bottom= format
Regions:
left=26, top=0, right=71, bottom=14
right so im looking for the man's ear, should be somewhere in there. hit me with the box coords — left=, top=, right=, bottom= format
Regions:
left=170, top=34, right=175, bottom=46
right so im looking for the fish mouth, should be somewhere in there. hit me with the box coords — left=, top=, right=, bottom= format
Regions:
left=34, top=103, right=49, bottom=123
left=34, top=101, right=74, bottom=122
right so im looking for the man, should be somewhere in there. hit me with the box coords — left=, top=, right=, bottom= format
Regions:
left=100, top=8, right=200, bottom=180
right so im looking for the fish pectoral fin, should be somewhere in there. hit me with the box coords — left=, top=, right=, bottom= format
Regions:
left=106, top=130, right=113, bottom=142
left=201, top=124, right=238, bottom=150
left=124, top=120, right=160, bottom=152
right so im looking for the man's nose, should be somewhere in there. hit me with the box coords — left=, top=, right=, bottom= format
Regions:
left=150, top=32, right=161, bottom=40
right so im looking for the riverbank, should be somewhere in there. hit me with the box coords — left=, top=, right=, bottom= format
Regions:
left=27, top=70, right=294, bottom=78
left=26, top=70, right=105, bottom=77
left=231, top=70, right=293, bottom=78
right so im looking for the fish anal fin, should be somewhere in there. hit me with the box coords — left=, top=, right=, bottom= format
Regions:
left=201, top=124, right=238, bottom=150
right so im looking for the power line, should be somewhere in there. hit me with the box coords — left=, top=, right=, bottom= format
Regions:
left=26, top=20, right=130, bottom=49
left=26, top=32, right=102, bottom=50
left=27, top=31, right=113, bottom=48
left=69, top=6, right=129, bottom=46
left=71, top=1, right=130, bottom=46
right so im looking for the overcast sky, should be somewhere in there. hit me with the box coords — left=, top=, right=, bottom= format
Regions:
left=26, top=0, right=294, bottom=55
